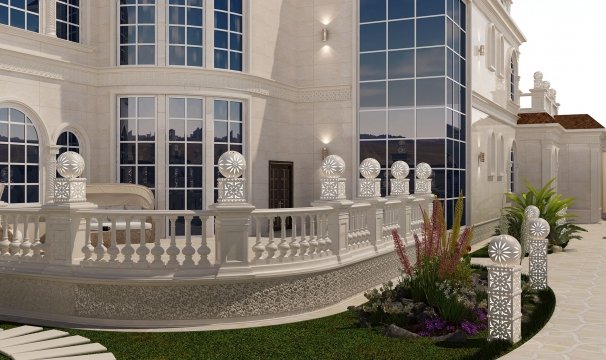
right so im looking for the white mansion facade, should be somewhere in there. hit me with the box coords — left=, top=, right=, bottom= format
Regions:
left=0, top=0, right=603, bottom=233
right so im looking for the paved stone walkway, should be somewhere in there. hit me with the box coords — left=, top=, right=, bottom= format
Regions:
left=492, top=221, right=606, bottom=360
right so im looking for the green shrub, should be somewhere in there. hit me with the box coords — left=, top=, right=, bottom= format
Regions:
left=496, top=178, right=586, bottom=248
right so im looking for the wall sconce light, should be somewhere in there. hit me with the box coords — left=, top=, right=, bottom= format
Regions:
left=321, top=28, right=329, bottom=42
left=478, top=152, right=486, bottom=163
left=321, top=147, right=329, bottom=160
left=478, top=45, right=485, bottom=56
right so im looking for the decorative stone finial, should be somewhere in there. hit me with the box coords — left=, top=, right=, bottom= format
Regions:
left=321, top=155, right=346, bottom=178
left=359, top=158, right=380, bottom=179
left=528, top=218, right=550, bottom=241
left=391, top=161, right=410, bottom=179
left=542, top=81, right=550, bottom=90
left=488, top=235, right=521, bottom=266
left=216, top=151, right=247, bottom=204
left=533, top=71, right=543, bottom=80
left=414, top=162, right=432, bottom=194
left=415, top=163, right=432, bottom=180
left=56, top=151, right=85, bottom=179
left=524, top=206, right=540, bottom=220
left=533, top=71, right=544, bottom=89
left=358, top=158, right=381, bottom=198
left=218, top=151, right=246, bottom=179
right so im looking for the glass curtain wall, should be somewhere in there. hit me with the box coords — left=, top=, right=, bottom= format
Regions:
left=358, top=0, right=467, bottom=226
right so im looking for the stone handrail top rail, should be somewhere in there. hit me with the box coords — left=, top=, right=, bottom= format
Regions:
left=251, top=206, right=333, bottom=216
left=76, top=209, right=217, bottom=217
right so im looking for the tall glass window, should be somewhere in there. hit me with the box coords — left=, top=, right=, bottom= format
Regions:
left=119, top=0, right=156, bottom=65
left=0, top=0, right=39, bottom=32
left=168, top=97, right=204, bottom=234
left=56, top=0, right=79, bottom=42
left=118, top=97, right=156, bottom=192
left=510, top=56, right=516, bottom=102
left=0, top=108, right=39, bottom=203
left=168, top=0, right=204, bottom=66
left=359, top=0, right=467, bottom=225
left=213, top=99, right=242, bottom=200
left=214, top=0, right=243, bottom=71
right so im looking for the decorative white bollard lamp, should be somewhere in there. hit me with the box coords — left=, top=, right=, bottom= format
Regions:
left=389, top=161, right=410, bottom=196
left=54, top=151, right=87, bottom=203
left=358, top=158, right=381, bottom=198
left=556, top=207, right=567, bottom=226
left=524, top=205, right=540, bottom=220
left=217, top=151, right=247, bottom=203
left=414, top=162, right=432, bottom=194
left=320, top=155, right=346, bottom=201
left=527, top=217, right=550, bottom=290
left=487, top=234, right=522, bottom=344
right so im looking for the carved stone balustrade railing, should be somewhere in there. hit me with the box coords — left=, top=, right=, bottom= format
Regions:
left=250, top=207, right=332, bottom=264
left=0, top=207, right=45, bottom=262
left=347, top=203, right=371, bottom=249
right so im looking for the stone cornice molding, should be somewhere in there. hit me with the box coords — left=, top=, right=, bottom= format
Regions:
left=475, top=0, right=526, bottom=46
left=472, top=90, right=519, bottom=125
left=0, top=49, right=351, bottom=103
left=0, top=25, right=95, bottom=53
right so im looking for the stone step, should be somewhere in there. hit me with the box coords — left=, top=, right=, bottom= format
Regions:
left=46, top=354, right=117, bottom=360
left=3, top=335, right=91, bottom=355
left=12, top=343, right=108, bottom=360
left=0, top=326, right=43, bottom=340
left=0, top=330, right=68, bottom=348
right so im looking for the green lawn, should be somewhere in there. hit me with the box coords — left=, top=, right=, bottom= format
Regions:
left=0, top=288, right=555, bottom=360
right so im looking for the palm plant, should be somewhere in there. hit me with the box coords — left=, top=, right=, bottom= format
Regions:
left=497, top=178, right=586, bottom=248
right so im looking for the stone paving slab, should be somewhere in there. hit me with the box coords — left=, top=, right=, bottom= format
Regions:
left=497, top=221, right=606, bottom=360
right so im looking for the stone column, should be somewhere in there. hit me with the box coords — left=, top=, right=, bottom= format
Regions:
left=527, top=217, right=550, bottom=290
left=311, top=200, right=353, bottom=257
left=46, top=145, right=61, bottom=204
left=45, top=0, right=58, bottom=37
left=487, top=235, right=522, bottom=344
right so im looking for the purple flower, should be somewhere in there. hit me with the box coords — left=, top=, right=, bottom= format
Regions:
left=460, top=320, right=479, bottom=335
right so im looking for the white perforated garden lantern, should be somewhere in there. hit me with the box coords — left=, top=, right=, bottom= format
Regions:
left=217, top=151, right=247, bottom=203
left=358, top=158, right=381, bottom=198
left=54, top=151, right=87, bottom=203
left=527, top=217, right=549, bottom=290
left=320, top=155, right=346, bottom=200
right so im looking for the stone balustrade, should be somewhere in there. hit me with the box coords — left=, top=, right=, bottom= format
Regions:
left=0, top=152, right=436, bottom=328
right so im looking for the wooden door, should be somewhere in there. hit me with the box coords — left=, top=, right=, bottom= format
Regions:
left=269, top=161, right=293, bottom=230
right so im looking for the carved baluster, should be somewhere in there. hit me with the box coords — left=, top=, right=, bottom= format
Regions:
left=197, top=216, right=211, bottom=267
left=323, top=213, right=332, bottom=255
left=278, top=215, right=290, bottom=258
left=0, top=214, right=9, bottom=256
left=288, top=216, right=300, bottom=257
left=19, top=215, right=31, bottom=258
left=166, top=216, right=180, bottom=267
left=317, top=214, right=327, bottom=254
left=136, top=216, right=149, bottom=266
left=82, top=216, right=94, bottom=263
left=265, top=216, right=278, bottom=259
left=9, top=214, right=21, bottom=256
left=308, top=214, right=318, bottom=255
left=108, top=217, right=120, bottom=263
left=252, top=215, right=265, bottom=260
left=31, top=216, right=42, bottom=260
left=94, top=216, right=107, bottom=262
left=299, top=214, right=309, bottom=257
left=181, top=215, right=195, bottom=267
left=150, top=215, right=165, bottom=268
left=121, top=216, right=134, bottom=265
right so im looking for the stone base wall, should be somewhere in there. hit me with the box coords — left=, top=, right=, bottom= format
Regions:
left=0, top=251, right=399, bottom=328
left=472, top=218, right=499, bottom=244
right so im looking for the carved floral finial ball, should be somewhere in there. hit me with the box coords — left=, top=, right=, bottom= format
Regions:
left=56, top=151, right=85, bottom=179
left=359, top=158, right=380, bottom=179
left=524, top=205, right=540, bottom=220
left=415, top=162, right=432, bottom=180
left=391, top=161, right=410, bottom=180
left=528, top=218, right=550, bottom=240
left=217, top=151, right=246, bottom=178
left=533, top=71, right=543, bottom=80
left=321, top=155, right=346, bottom=178
left=488, top=235, right=521, bottom=266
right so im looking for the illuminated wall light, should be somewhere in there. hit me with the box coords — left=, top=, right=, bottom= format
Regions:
left=322, top=28, right=329, bottom=42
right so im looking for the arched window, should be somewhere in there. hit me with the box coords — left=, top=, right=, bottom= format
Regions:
left=510, top=55, right=517, bottom=102
left=509, top=142, right=516, bottom=193
left=57, top=130, right=80, bottom=154
left=488, top=132, right=496, bottom=178
left=0, top=107, right=40, bottom=203
left=498, top=135, right=504, bottom=178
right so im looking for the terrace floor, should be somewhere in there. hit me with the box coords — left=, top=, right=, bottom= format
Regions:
left=472, top=221, right=606, bottom=360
